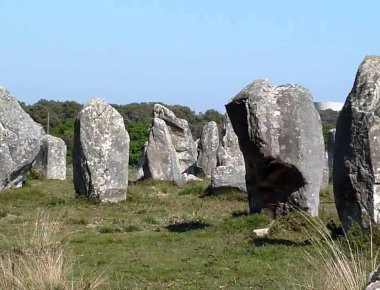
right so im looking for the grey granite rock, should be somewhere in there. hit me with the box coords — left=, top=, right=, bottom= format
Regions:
left=211, top=166, right=246, bottom=192
left=211, top=114, right=246, bottom=192
left=143, top=117, right=183, bottom=184
left=366, top=264, right=380, bottom=290
left=327, top=129, right=336, bottom=169
left=153, top=104, right=197, bottom=174
left=196, top=121, right=219, bottom=177
left=34, top=135, right=66, bottom=180
left=0, top=87, right=45, bottom=189
left=73, top=98, right=129, bottom=202
left=226, top=79, right=324, bottom=217
left=333, top=56, right=380, bottom=229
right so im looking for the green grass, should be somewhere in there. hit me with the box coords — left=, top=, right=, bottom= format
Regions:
left=0, top=178, right=358, bottom=289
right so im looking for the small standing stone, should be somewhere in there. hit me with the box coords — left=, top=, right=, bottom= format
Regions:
left=211, top=114, right=246, bottom=192
left=196, top=121, right=219, bottom=177
left=34, top=135, right=66, bottom=180
left=327, top=129, right=336, bottom=169
left=73, top=98, right=129, bottom=202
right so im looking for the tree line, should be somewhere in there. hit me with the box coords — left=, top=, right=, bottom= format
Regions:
left=22, top=99, right=338, bottom=166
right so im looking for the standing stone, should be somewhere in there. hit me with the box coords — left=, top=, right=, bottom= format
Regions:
left=321, top=152, right=330, bottom=188
left=135, top=141, right=148, bottom=181
left=196, top=121, right=219, bottom=177
left=327, top=129, right=336, bottom=169
left=73, top=98, right=129, bottom=202
left=226, top=79, right=324, bottom=217
left=0, top=87, right=45, bottom=189
left=34, top=135, right=66, bottom=180
left=211, top=114, right=246, bottom=192
left=143, top=117, right=183, bottom=184
left=333, top=56, right=380, bottom=229
left=153, top=104, right=197, bottom=174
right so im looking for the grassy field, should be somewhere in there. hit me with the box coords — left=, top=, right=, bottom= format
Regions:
left=0, top=176, right=370, bottom=289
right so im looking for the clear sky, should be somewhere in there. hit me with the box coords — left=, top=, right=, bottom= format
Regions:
left=1, top=1, right=379, bottom=113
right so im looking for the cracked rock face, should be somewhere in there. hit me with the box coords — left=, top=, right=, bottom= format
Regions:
left=140, top=104, right=197, bottom=184
left=196, top=121, right=219, bottom=177
left=333, top=56, right=380, bottom=230
left=0, top=87, right=45, bottom=190
left=153, top=104, right=197, bottom=174
left=34, top=135, right=66, bottom=180
left=73, top=98, right=129, bottom=202
left=211, top=114, right=246, bottom=192
left=226, top=79, right=324, bottom=216
left=143, top=117, right=183, bottom=184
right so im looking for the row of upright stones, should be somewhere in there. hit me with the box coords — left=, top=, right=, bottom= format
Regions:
left=1, top=56, right=379, bottom=234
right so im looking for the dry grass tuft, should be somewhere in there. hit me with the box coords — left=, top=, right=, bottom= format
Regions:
left=0, top=210, right=106, bottom=290
left=295, top=211, right=378, bottom=290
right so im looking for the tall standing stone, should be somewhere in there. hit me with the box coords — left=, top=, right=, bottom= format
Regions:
left=34, top=135, right=66, bottom=180
left=333, top=56, right=380, bottom=229
left=0, top=87, right=45, bottom=189
left=211, top=114, right=246, bottom=192
left=73, top=98, right=129, bottom=202
left=226, top=79, right=324, bottom=217
left=196, top=121, right=219, bottom=177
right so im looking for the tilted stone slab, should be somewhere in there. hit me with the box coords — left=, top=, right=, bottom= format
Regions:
left=0, top=87, right=45, bottom=189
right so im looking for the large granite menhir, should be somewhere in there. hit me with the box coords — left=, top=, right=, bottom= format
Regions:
left=211, top=114, right=246, bottom=192
left=152, top=104, right=197, bottom=174
left=226, top=79, right=324, bottom=217
left=333, top=56, right=380, bottom=230
left=73, top=98, right=129, bottom=202
left=139, top=104, right=198, bottom=184
left=34, top=135, right=66, bottom=180
left=0, top=87, right=45, bottom=189
left=196, top=121, right=219, bottom=177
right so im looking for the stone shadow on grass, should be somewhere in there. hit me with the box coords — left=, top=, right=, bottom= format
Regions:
left=250, top=237, right=311, bottom=247
left=165, top=221, right=211, bottom=233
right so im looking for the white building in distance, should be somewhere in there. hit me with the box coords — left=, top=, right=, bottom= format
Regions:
left=314, top=102, right=344, bottom=112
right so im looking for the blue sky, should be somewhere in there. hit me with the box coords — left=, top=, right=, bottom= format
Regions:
left=0, top=1, right=379, bottom=113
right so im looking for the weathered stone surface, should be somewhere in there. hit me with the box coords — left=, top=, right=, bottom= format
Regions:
left=143, top=117, right=183, bottom=184
left=196, top=121, right=219, bottom=177
left=327, top=129, right=336, bottom=169
left=34, top=135, right=66, bottom=180
left=139, top=104, right=199, bottom=184
left=366, top=264, right=380, bottom=290
left=333, top=56, right=380, bottom=229
left=226, top=79, right=324, bottom=217
left=153, top=104, right=197, bottom=174
left=211, top=166, right=246, bottom=192
left=73, top=98, right=129, bottom=202
left=0, top=87, right=45, bottom=189
left=211, top=114, right=246, bottom=192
